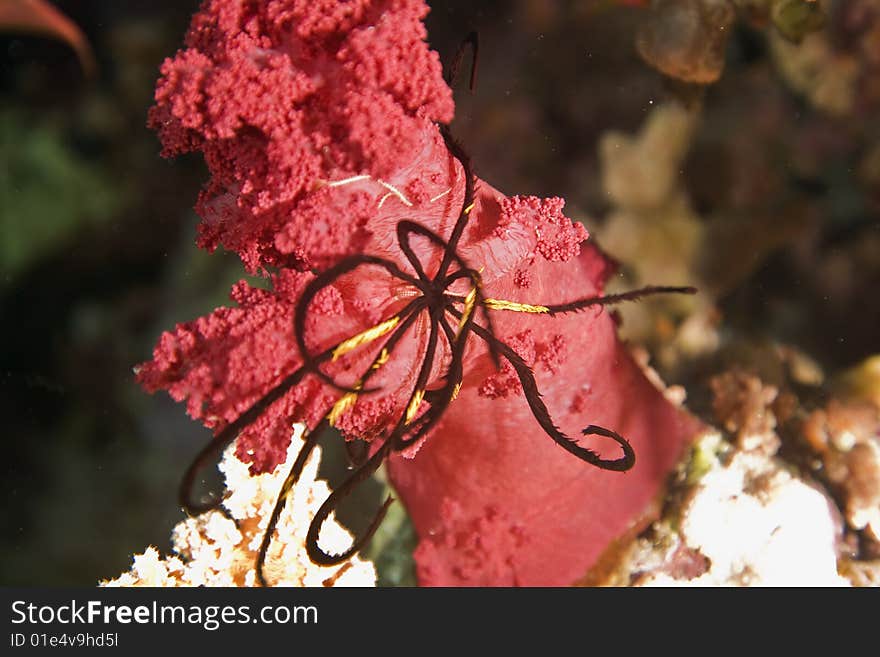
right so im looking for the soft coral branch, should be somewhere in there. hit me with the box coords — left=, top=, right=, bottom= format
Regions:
left=149, top=0, right=453, bottom=273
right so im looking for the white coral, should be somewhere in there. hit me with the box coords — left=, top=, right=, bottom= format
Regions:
left=103, top=426, right=376, bottom=587
left=635, top=433, right=849, bottom=587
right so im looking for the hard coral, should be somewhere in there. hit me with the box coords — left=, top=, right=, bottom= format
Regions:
left=141, top=0, right=700, bottom=586
left=103, top=428, right=376, bottom=587
left=581, top=366, right=880, bottom=587
left=587, top=432, right=850, bottom=587
left=801, top=400, right=880, bottom=552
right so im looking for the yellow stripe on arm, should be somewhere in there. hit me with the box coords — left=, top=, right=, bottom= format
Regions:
left=483, top=298, right=550, bottom=314
left=404, top=389, right=426, bottom=424
left=371, top=348, right=390, bottom=370
left=328, top=343, right=399, bottom=428
left=328, top=346, right=398, bottom=427
left=332, top=316, right=401, bottom=361
left=328, top=391, right=359, bottom=426
left=457, top=287, right=478, bottom=333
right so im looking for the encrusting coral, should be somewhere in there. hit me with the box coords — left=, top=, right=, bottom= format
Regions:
left=580, top=376, right=847, bottom=586
left=583, top=430, right=851, bottom=586
left=800, top=399, right=880, bottom=555
left=580, top=362, right=880, bottom=587
left=102, top=427, right=376, bottom=587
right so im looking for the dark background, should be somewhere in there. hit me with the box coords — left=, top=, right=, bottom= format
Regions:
left=2, top=0, right=877, bottom=585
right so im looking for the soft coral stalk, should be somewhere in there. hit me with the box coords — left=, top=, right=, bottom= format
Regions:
left=141, top=0, right=700, bottom=586
left=388, top=240, right=701, bottom=585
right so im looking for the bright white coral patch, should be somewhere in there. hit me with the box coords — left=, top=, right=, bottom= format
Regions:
left=103, top=426, right=376, bottom=587
left=636, top=433, right=849, bottom=587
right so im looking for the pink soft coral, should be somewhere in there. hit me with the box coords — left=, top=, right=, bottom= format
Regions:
left=140, top=0, right=700, bottom=586
left=149, top=0, right=452, bottom=273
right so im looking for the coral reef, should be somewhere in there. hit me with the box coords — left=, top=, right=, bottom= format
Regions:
left=7, top=0, right=878, bottom=589
left=581, top=362, right=880, bottom=586
left=586, top=430, right=849, bottom=586
left=800, top=398, right=880, bottom=555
